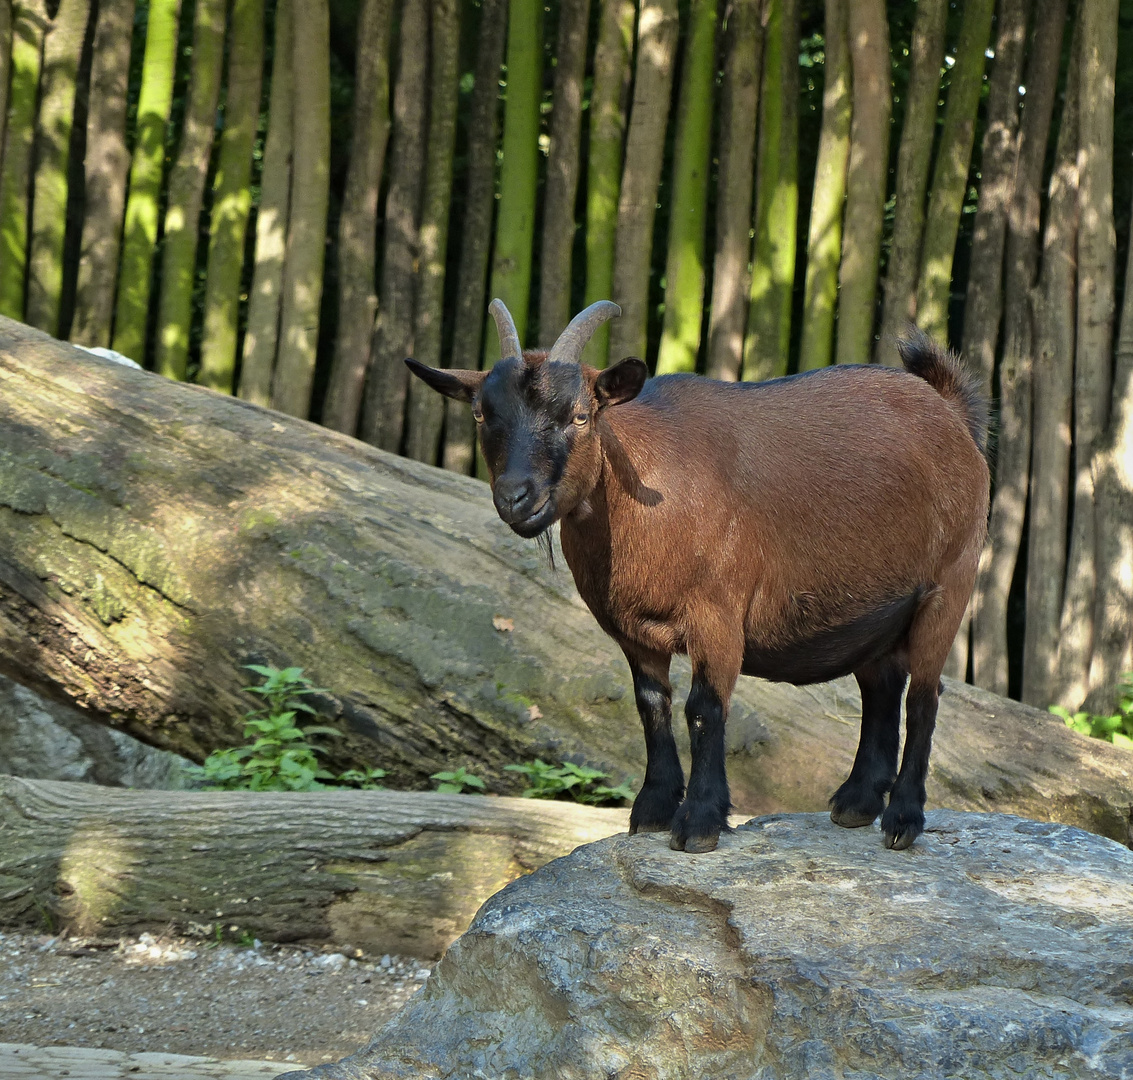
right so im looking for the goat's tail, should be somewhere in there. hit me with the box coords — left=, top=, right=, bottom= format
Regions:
left=897, top=328, right=989, bottom=454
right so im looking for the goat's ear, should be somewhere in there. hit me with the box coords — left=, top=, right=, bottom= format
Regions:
left=404, top=359, right=487, bottom=403
left=594, top=357, right=647, bottom=408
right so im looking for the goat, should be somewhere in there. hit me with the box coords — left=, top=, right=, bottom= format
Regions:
left=406, top=300, right=989, bottom=853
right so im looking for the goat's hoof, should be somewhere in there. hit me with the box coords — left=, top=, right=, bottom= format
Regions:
left=629, top=821, right=669, bottom=835
left=673, top=831, right=720, bottom=853
left=880, top=804, right=924, bottom=851
left=830, top=807, right=878, bottom=828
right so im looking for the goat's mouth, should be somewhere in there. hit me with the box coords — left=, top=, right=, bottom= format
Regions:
left=505, top=496, right=556, bottom=539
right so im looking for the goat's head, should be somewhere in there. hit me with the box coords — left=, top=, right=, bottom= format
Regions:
left=405, top=299, right=646, bottom=538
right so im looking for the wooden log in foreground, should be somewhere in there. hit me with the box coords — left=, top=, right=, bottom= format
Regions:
left=0, top=317, right=1130, bottom=845
left=0, top=776, right=629, bottom=957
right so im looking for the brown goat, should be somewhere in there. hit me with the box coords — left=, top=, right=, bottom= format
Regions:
left=407, top=301, right=989, bottom=853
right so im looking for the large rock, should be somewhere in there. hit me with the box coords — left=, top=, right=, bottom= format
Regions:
left=286, top=812, right=1133, bottom=1080
left=0, top=672, right=194, bottom=788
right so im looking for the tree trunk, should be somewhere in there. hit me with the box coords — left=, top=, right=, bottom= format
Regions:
left=608, top=0, right=679, bottom=366
left=1055, top=0, right=1118, bottom=711
left=743, top=0, right=798, bottom=382
left=24, top=0, right=91, bottom=335
left=404, top=0, right=463, bottom=465
left=197, top=0, right=265, bottom=393
left=581, top=0, right=634, bottom=370
left=798, top=0, right=850, bottom=373
left=914, top=0, right=995, bottom=344
left=705, top=0, right=761, bottom=382
left=969, top=0, right=1062, bottom=697
left=321, top=0, right=394, bottom=436
left=834, top=0, right=889, bottom=365
left=960, top=0, right=1031, bottom=399
left=655, top=0, right=717, bottom=375
left=270, top=0, right=330, bottom=419
left=0, top=0, right=49, bottom=321
left=111, top=0, right=184, bottom=365
left=484, top=0, right=542, bottom=359
left=0, top=777, right=629, bottom=958
left=153, top=0, right=227, bottom=382
left=70, top=0, right=137, bottom=349
left=874, top=0, right=946, bottom=368
left=441, top=0, right=507, bottom=474
left=237, top=0, right=292, bottom=408
left=537, top=0, right=590, bottom=347
left=0, top=0, right=11, bottom=163
left=358, top=0, right=428, bottom=449
left=1022, top=14, right=1078, bottom=708
left=2, top=318, right=1131, bottom=852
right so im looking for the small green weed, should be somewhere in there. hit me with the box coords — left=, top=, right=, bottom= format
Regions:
left=431, top=767, right=487, bottom=794
left=504, top=759, right=634, bottom=805
left=189, top=666, right=386, bottom=791
left=1050, top=673, right=1133, bottom=750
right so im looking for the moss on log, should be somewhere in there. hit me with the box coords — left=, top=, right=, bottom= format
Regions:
left=0, top=317, right=1130, bottom=846
left=0, top=777, right=628, bottom=956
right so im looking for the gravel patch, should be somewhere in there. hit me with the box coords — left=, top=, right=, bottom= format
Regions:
left=0, top=930, right=430, bottom=1068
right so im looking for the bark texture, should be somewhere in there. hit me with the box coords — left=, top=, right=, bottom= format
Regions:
left=405, top=0, right=463, bottom=464
left=1056, top=0, right=1118, bottom=710
left=484, top=0, right=542, bottom=360
left=442, top=0, right=507, bottom=474
left=1, top=320, right=1131, bottom=852
left=0, top=0, right=49, bottom=321
left=198, top=0, right=265, bottom=393
left=655, top=0, right=717, bottom=375
left=321, top=0, right=394, bottom=436
left=238, top=0, right=292, bottom=407
left=798, top=0, right=849, bottom=373
left=705, top=0, right=761, bottom=381
left=1023, top=19, right=1078, bottom=708
left=70, top=0, right=137, bottom=348
left=914, top=0, right=995, bottom=344
left=582, top=0, right=635, bottom=369
left=537, top=0, right=590, bottom=347
left=111, top=0, right=184, bottom=365
left=153, top=0, right=227, bottom=382
left=271, top=0, right=330, bottom=419
left=608, top=0, right=679, bottom=365
left=25, top=0, right=91, bottom=335
left=875, top=0, right=946, bottom=367
left=0, top=777, right=628, bottom=957
left=743, top=0, right=798, bottom=381
left=359, top=0, right=428, bottom=450
left=835, top=0, right=890, bottom=365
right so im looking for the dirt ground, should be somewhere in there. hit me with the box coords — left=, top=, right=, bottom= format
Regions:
left=0, top=929, right=431, bottom=1068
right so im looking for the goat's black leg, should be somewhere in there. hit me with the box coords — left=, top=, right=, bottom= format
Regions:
left=830, top=658, right=906, bottom=828
left=625, top=652, right=684, bottom=834
left=881, top=681, right=939, bottom=849
left=669, top=676, right=731, bottom=853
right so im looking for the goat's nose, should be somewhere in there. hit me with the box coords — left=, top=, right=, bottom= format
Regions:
left=494, top=476, right=535, bottom=520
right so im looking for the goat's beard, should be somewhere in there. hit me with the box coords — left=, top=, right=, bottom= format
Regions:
left=535, top=527, right=556, bottom=570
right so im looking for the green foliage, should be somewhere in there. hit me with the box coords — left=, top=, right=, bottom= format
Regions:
left=504, top=759, right=635, bottom=805
left=430, top=767, right=487, bottom=794
left=189, top=665, right=386, bottom=791
left=1050, top=675, right=1133, bottom=750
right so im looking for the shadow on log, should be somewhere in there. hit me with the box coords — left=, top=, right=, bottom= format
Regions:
left=0, top=776, right=629, bottom=957
left=0, top=317, right=1130, bottom=844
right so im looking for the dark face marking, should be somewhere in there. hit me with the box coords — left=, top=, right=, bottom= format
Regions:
left=475, top=358, right=593, bottom=538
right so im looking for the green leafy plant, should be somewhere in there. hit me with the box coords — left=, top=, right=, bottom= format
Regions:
left=189, top=665, right=386, bottom=791
left=504, top=759, right=635, bottom=805
left=430, top=767, right=487, bottom=794
left=1050, top=674, right=1133, bottom=750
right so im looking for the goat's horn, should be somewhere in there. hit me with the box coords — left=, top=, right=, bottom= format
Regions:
left=548, top=301, right=621, bottom=364
left=489, top=298, right=522, bottom=361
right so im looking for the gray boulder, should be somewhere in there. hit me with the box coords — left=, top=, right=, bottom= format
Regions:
left=285, top=811, right=1133, bottom=1080
left=0, top=673, right=195, bottom=788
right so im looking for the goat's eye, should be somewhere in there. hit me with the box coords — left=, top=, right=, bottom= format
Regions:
left=472, top=406, right=484, bottom=424
left=572, top=412, right=589, bottom=427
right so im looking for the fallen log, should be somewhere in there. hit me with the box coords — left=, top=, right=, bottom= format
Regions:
left=0, top=776, right=628, bottom=957
left=0, top=317, right=1130, bottom=843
